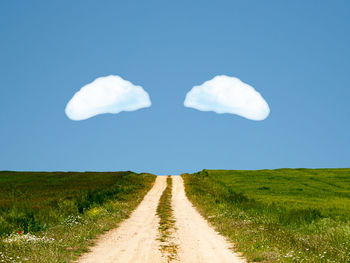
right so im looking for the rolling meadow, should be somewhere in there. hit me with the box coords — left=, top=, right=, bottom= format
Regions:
left=0, top=171, right=155, bottom=263
left=183, top=169, right=350, bottom=262
left=1, top=169, right=350, bottom=262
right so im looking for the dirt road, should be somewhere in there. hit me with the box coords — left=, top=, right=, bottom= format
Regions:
left=78, top=176, right=167, bottom=263
left=172, top=176, right=245, bottom=263
left=78, top=176, right=245, bottom=263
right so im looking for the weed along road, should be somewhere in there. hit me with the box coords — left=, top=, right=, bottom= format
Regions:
left=78, top=176, right=245, bottom=263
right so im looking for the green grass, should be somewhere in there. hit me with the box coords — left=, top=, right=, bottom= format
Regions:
left=0, top=171, right=155, bottom=263
left=156, top=176, right=178, bottom=262
left=182, top=168, right=350, bottom=262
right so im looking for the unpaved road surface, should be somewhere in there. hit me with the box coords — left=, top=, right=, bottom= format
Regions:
left=78, top=176, right=245, bottom=263
left=172, top=176, right=245, bottom=263
left=78, top=176, right=167, bottom=263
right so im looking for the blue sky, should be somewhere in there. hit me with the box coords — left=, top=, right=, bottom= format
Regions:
left=1, top=1, right=349, bottom=174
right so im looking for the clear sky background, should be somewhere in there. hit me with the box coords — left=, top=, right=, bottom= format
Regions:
left=1, top=1, right=349, bottom=174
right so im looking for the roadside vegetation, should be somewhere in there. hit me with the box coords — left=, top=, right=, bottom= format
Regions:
left=156, top=176, right=178, bottom=262
left=0, top=171, right=155, bottom=263
left=183, top=168, right=350, bottom=262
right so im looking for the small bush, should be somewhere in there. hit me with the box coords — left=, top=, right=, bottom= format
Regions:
left=5, top=209, right=45, bottom=233
left=278, top=208, right=323, bottom=226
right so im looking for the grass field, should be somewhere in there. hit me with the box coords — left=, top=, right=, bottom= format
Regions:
left=156, top=176, right=177, bottom=261
left=183, top=168, right=350, bottom=262
left=0, top=171, right=155, bottom=263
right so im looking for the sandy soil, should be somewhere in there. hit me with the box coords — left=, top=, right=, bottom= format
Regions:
left=77, top=176, right=167, bottom=263
left=172, top=176, right=245, bottom=263
left=78, top=176, right=245, bottom=263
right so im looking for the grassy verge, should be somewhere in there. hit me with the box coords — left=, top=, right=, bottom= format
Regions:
left=182, top=169, right=350, bottom=263
left=0, top=171, right=155, bottom=263
left=156, top=176, right=178, bottom=262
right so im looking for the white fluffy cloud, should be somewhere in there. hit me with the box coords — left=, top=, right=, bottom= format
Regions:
left=65, top=75, right=151, bottom=121
left=184, top=75, right=270, bottom=121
